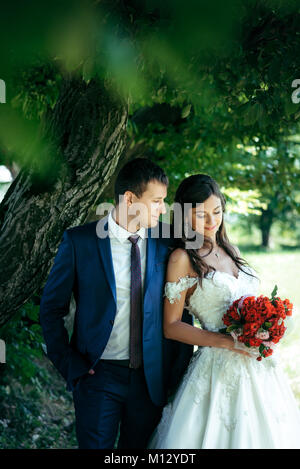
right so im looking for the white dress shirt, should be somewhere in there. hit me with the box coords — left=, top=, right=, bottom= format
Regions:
left=100, top=208, right=147, bottom=360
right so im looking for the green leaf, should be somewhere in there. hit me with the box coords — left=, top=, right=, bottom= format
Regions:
left=181, top=104, right=192, bottom=119
left=244, top=102, right=260, bottom=126
left=270, top=285, right=278, bottom=299
left=264, top=322, right=272, bottom=329
left=227, top=324, right=241, bottom=332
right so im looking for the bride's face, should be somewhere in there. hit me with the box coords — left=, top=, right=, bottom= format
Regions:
left=190, top=194, right=223, bottom=238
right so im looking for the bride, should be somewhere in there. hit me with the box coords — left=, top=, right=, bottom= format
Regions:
left=148, top=174, right=300, bottom=449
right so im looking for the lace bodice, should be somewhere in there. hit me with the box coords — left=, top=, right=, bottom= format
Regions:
left=164, top=266, right=260, bottom=332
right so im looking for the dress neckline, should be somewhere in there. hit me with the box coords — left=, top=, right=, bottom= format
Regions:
left=184, top=269, right=243, bottom=310
left=180, top=268, right=242, bottom=286
left=207, top=269, right=242, bottom=281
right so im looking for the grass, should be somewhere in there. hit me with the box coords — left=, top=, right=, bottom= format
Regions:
left=0, top=358, right=77, bottom=449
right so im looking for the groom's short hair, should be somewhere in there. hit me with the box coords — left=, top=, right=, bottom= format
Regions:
left=114, top=158, right=168, bottom=204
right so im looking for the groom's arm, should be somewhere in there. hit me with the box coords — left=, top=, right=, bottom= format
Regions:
left=39, top=230, right=89, bottom=390
left=158, top=222, right=194, bottom=396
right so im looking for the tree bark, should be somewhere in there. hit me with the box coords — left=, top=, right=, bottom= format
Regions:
left=0, top=77, right=128, bottom=327
left=259, top=206, right=274, bottom=248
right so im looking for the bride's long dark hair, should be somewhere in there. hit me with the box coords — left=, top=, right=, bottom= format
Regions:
left=171, top=174, right=258, bottom=287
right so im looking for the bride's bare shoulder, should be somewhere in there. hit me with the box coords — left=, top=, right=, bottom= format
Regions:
left=168, top=248, right=190, bottom=264
left=166, top=248, right=197, bottom=281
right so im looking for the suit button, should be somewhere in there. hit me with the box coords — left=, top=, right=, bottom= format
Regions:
left=110, top=319, right=114, bottom=325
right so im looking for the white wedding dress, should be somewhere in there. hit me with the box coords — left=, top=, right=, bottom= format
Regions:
left=148, top=266, right=300, bottom=449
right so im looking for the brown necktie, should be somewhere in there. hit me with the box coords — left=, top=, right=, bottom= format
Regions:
left=128, top=235, right=143, bottom=369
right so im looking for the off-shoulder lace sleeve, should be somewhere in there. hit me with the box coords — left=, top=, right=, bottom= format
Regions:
left=164, top=275, right=199, bottom=304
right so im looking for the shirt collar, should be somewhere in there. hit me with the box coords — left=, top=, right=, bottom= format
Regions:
left=108, top=208, right=146, bottom=243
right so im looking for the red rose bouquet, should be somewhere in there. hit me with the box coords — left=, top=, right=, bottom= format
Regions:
left=220, top=285, right=293, bottom=361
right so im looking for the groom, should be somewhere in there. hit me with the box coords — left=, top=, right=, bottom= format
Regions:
left=39, top=158, right=193, bottom=449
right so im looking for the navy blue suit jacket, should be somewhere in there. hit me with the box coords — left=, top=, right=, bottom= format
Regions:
left=39, top=216, right=193, bottom=406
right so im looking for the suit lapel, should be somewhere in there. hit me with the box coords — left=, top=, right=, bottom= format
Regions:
left=144, top=228, right=157, bottom=298
left=96, top=216, right=117, bottom=305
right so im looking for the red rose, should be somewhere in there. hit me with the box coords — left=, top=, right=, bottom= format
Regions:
left=283, top=299, right=293, bottom=316
left=262, top=348, right=273, bottom=358
left=248, top=337, right=262, bottom=347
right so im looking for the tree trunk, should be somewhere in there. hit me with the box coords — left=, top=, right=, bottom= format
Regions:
left=0, top=77, right=127, bottom=327
left=259, top=206, right=274, bottom=248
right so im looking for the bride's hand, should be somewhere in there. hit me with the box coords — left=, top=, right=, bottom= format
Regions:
left=222, top=335, right=254, bottom=358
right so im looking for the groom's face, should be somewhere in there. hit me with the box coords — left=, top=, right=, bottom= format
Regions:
left=127, top=180, right=167, bottom=229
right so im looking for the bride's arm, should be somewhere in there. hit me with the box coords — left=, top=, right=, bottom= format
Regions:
left=163, top=248, right=251, bottom=356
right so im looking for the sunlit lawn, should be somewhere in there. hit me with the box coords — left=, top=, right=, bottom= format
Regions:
left=241, top=248, right=300, bottom=404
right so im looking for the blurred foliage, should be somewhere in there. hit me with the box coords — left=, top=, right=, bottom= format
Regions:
left=0, top=301, right=46, bottom=386
left=1, top=0, right=300, bottom=170
left=0, top=0, right=299, bottom=237
left=10, top=61, right=63, bottom=121
left=228, top=212, right=300, bottom=249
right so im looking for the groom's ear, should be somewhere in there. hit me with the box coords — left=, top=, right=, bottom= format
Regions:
left=123, top=190, right=136, bottom=206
